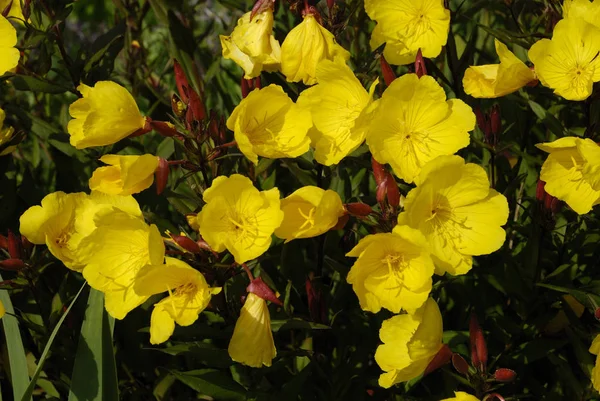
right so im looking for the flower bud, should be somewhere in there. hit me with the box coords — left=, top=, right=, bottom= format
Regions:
left=451, top=353, right=470, bottom=375
left=345, top=203, right=372, bottom=217
left=170, top=234, right=201, bottom=253
left=414, top=48, right=427, bottom=78
left=423, top=343, right=452, bottom=375
left=371, top=157, right=386, bottom=185
left=469, top=313, right=488, bottom=372
left=247, top=277, right=282, bottom=306
left=0, top=258, right=25, bottom=271
left=188, top=87, right=206, bottom=122
left=1, top=2, right=11, bottom=17
left=331, top=214, right=349, bottom=231
left=490, top=104, right=501, bottom=136
left=535, top=179, right=546, bottom=202
left=474, top=107, right=488, bottom=135
left=327, top=0, right=335, bottom=11
left=7, top=230, right=21, bottom=259
left=174, top=59, right=190, bottom=103
left=385, top=173, right=400, bottom=209
left=0, top=234, right=7, bottom=250
left=155, top=157, right=169, bottom=195
left=380, top=55, right=396, bottom=87
left=376, top=179, right=387, bottom=207
left=150, top=121, right=179, bottom=138
left=493, top=368, right=517, bottom=382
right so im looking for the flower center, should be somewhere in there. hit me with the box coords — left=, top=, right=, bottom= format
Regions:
left=380, top=253, right=409, bottom=284
left=174, top=282, right=197, bottom=297
left=569, top=64, right=593, bottom=91
left=228, top=214, right=258, bottom=240
left=298, top=206, right=316, bottom=230
left=55, top=231, right=71, bottom=248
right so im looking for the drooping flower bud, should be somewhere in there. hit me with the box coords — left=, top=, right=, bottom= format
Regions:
left=494, top=368, right=517, bottom=382
left=451, top=353, right=470, bottom=376
left=155, top=157, right=169, bottom=195
left=247, top=277, right=283, bottom=306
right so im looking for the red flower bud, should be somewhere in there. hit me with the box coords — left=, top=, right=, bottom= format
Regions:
left=247, top=277, right=283, bottom=306
left=371, top=157, right=386, bottom=185
left=379, top=55, right=396, bottom=87
left=490, top=104, right=501, bottom=136
left=327, top=0, right=335, bottom=12
left=376, top=179, right=387, bottom=207
left=331, top=214, right=349, bottom=231
left=536, top=179, right=546, bottom=202
left=241, top=77, right=251, bottom=99
left=469, top=313, right=488, bottom=372
left=385, top=173, right=400, bottom=209
left=0, top=234, right=7, bottom=250
left=494, top=368, right=517, bottom=382
left=7, top=230, right=21, bottom=259
left=128, top=118, right=153, bottom=138
left=0, top=258, right=25, bottom=271
left=150, top=120, right=179, bottom=138
left=170, top=234, right=201, bottom=253
left=1, top=1, right=11, bottom=17
left=174, top=59, right=190, bottom=103
left=595, top=307, right=600, bottom=321
left=423, top=343, right=452, bottom=376
left=474, top=107, right=487, bottom=135
left=155, top=157, right=169, bottom=195
left=415, top=48, right=427, bottom=78
left=345, top=203, right=372, bottom=217
left=451, top=353, right=470, bottom=376
left=187, top=86, right=206, bottom=122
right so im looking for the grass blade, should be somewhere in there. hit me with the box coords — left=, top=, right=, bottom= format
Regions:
left=67, top=288, right=119, bottom=401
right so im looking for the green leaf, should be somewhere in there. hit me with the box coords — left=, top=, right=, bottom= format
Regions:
left=171, top=369, right=246, bottom=401
left=0, top=273, right=30, bottom=401
left=20, top=283, right=86, bottom=401
left=10, top=76, right=70, bottom=94
left=68, top=289, right=119, bottom=401
left=528, top=100, right=569, bottom=138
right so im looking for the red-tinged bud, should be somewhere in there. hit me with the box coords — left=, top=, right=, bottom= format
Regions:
left=251, top=0, right=275, bottom=20
left=483, top=393, right=506, bottom=401
left=415, top=48, right=427, bottom=78
left=150, top=120, right=179, bottom=138
left=305, top=276, right=324, bottom=322
left=376, top=180, right=387, bottom=207
left=170, top=234, right=201, bottom=253
left=0, top=258, right=25, bottom=271
left=0, top=234, right=7, bottom=250
left=490, top=104, right=501, bottom=136
left=469, top=313, right=488, bottom=372
left=474, top=107, right=487, bottom=134
left=451, top=353, right=470, bottom=376
left=595, top=307, right=600, bottom=321
left=1, top=1, right=11, bottom=17
left=371, top=157, right=386, bottom=185
left=172, top=95, right=186, bottom=118
left=155, top=157, right=169, bottom=195
left=380, top=55, right=396, bottom=87
left=7, top=230, right=21, bottom=259
left=21, top=236, right=33, bottom=251
left=173, top=59, right=190, bottom=103
left=188, top=87, right=206, bottom=122
left=345, top=203, right=372, bottom=217
left=247, top=277, right=283, bottom=306
left=423, top=344, right=452, bottom=376
left=241, top=78, right=251, bottom=99
left=494, top=368, right=517, bottom=382
left=331, top=214, right=349, bottom=231
left=327, top=0, right=335, bottom=12
left=254, top=76, right=261, bottom=90
left=536, top=179, right=546, bottom=202
left=129, top=118, right=153, bottom=138
left=385, top=173, right=400, bottom=209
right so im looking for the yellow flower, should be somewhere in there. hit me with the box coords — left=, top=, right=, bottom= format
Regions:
left=365, top=0, right=450, bottom=65
left=529, top=18, right=600, bottom=101
left=536, top=137, right=600, bottom=214
left=274, top=186, right=344, bottom=242
left=0, top=107, right=17, bottom=156
left=0, top=15, right=20, bottom=76
left=397, top=155, right=509, bottom=276
left=228, top=293, right=276, bottom=367
left=226, top=85, right=312, bottom=165
left=375, top=298, right=443, bottom=388
left=280, top=13, right=350, bottom=85
left=366, top=74, right=475, bottom=184
left=463, top=39, right=536, bottom=98
left=346, top=226, right=434, bottom=314
left=197, top=174, right=283, bottom=264
left=590, top=334, right=600, bottom=392
left=134, top=257, right=221, bottom=344
left=297, top=59, right=379, bottom=165
left=441, top=392, right=480, bottom=401
left=19, top=191, right=142, bottom=271
left=89, top=154, right=159, bottom=196
left=220, top=9, right=281, bottom=79
left=0, top=0, right=25, bottom=22
left=77, top=210, right=164, bottom=319
left=563, top=0, right=600, bottom=29
left=67, top=81, right=147, bottom=149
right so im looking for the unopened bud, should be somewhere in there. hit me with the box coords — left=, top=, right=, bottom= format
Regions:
left=247, top=277, right=283, bottom=306
left=0, top=258, right=25, bottom=271
left=345, top=203, right=372, bottom=217
left=7, top=230, right=21, bottom=259
left=494, top=368, right=516, bottom=382
left=155, top=157, right=169, bottom=195
left=423, top=344, right=452, bottom=376
left=371, top=157, right=386, bottom=185
left=173, top=59, right=190, bottom=103
left=451, top=353, right=470, bottom=375
left=594, top=307, right=600, bottom=321
left=490, top=104, right=501, bottom=136
left=129, top=118, right=153, bottom=138
left=379, top=55, right=396, bottom=87
left=1, top=1, right=11, bottom=17
left=150, top=121, right=179, bottom=138
left=469, top=313, right=488, bottom=372
left=188, top=88, right=206, bottom=122
left=170, top=234, right=201, bottom=253
left=536, top=179, right=546, bottom=202
left=376, top=179, right=387, bottom=206
left=415, top=48, right=427, bottom=78
left=474, top=107, right=487, bottom=135
left=385, top=173, right=400, bottom=209
left=0, top=234, right=7, bottom=250
left=331, top=214, right=349, bottom=231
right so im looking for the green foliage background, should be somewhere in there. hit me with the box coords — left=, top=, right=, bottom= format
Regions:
left=1, top=0, right=600, bottom=400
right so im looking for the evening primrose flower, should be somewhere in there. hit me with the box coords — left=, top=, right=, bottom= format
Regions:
left=0, top=15, right=20, bottom=76
left=563, top=0, right=600, bottom=29
left=365, top=0, right=450, bottom=65
left=0, top=108, right=17, bottom=156
left=197, top=174, right=283, bottom=264
left=280, top=13, right=350, bottom=85
left=89, top=154, right=159, bottom=196
left=67, top=81, right=147, bottom=149
left=226, top=85, right=311, bottom=165
left=220, top=9, right=281, bottom=78
left=366, top=74, right=475, bottom=184
left=375, top=298, right=443, bottom=388
left=536, top=137, right=600, bottom=214
left=297, top=59, right=378, bottom=165
left=397, top=155, right=509, bottom=276
left=346, top=225, right=434, bottom=314
left=77, top=210, right=165, bottom=319
left=463, top=39, right=536, bottom=98
left=274, top=186, right=344, bottom=242
left=134, top=257, right=221, bottom=344
left=529, top=18, right=600, bottom=101
left=441, top=392, right=480, bottom=401
left=228, top=293, right=276, bottom=367
left=590, top=334, right=600, bottom=392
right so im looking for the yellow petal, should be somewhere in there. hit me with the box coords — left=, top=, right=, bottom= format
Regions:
left=150, top=305, right=176, bottom=344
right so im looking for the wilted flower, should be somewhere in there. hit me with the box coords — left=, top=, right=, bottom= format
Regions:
left=297, top=59, right=378, bottom=165
left=135, top=257, right=221, bottom=344
left=77, top=210, right=165, bottom=319
left=366, top=74, right=475, bottom=183
left=227, top=85, right=311, bottom=164
left=0, top=107, right=17, bottom=156
left=375, top=298, right=444, bottom=388
left=397, top=155, right=509, bottom=275
left=280, top=13, right=350, bottom=85
left=463, top=39, right=536, bottom=98
left=0, top=15, right=19, bottom=76
left=529, top=18, right=600, bottom=101
left=67, top=81, right=147, bottom=149
left=590, top=334, right=600, bottom=392
left=228, top=293, right=276, bottom=367
left=365, top=0, right=450, bottom=65
left=563, top=0, right=600, bottom=29
left=274, top=186, right=344, bottom=242
left=220, top=9, right=281, bottom=79
left=89, top=154, right=159, bottom=196
left=536, top=137, right=600, bottom=214
left=346, top=225, right=434, bottom=313
left=441, top=392, right=481, bottom=401
left=197, top=174, right=283, bottom=264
